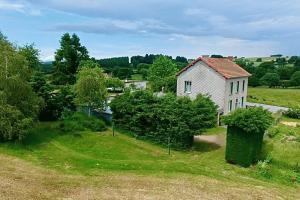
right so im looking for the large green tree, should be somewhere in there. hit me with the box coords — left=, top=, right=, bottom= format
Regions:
left=148, top=56, right=177, bottom=92
left=53, top=33, right=89, bottom=85
left=260, top=73, right=280, bottom=88
left=19, top=44, right=40, bottom=70
left=291, top=71, right=300, bottom=86
left=74, top=66, right=107, bottom=116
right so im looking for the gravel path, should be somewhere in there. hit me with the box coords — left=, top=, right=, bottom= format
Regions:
left=246, top=102, right=289, bottom=113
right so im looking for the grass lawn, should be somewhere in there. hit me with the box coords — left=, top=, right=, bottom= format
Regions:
left=131, top=74, right=144, bottom=80
left=0, top=122, right=299, bottom=199
left=248, top=87, right=300, bottom=108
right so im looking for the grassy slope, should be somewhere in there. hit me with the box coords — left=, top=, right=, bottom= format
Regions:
left=248, top=87, right=300, bottom=108
left=0, top=122, right=299, bottom=199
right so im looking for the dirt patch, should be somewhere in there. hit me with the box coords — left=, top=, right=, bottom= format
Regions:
left=281, top=121, right=299, bottom=127
left=0, top=154, right=299, bottom=200
left=194, top=134, right=226, bottom=147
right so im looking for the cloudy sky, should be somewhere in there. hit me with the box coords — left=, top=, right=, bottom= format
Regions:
left=1, top=0, right=300, bottom=61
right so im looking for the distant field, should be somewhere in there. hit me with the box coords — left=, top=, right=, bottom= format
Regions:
left=248, top=87, right=300, bottom=108
left=0, top=122, right=299, bottom=199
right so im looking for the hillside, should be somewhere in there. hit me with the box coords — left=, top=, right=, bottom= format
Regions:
left=0, top=122, right=299, bottom=199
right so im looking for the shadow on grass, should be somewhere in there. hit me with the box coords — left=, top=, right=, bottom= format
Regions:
left=192, top=140, right=221, bottom=152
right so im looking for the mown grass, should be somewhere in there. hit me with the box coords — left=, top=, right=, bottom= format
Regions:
left=248, top=87, right=300, bottom=108
left=0, top=121, right=299, bottom=192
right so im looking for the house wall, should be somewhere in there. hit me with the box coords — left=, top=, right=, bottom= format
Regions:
left=223, top=77, right=248, bottom=114
left=177, top=61, right=226, bottom=112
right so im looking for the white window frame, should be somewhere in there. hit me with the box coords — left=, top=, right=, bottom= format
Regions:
left=229, top=100, right=233, bottom=111
left=235, top=98, right=239, bottom=108
left=184, top=81, right=192, bottom=93
left=230, top=82, right=233, bottom=95
left=236, top=81, right=240, bottom=94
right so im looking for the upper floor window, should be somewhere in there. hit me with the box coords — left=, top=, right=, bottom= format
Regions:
left=242, top=80, right=245, bottom=92
left=184, top=81, right=192, bottom=93
left=230, top=82, right=233, bottom=95
left=236, top=81, right=240, bottom=93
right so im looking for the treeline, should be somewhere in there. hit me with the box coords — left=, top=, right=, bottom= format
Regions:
left=95, top=54, right=188, bottom=80
left=235, top=57, right=300, bottom=87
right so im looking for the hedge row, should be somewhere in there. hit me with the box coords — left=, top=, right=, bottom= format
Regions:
left=110, top=91, right=217, bottom=149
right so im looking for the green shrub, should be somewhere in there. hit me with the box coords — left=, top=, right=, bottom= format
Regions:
left=110, top=91, right=217, bottom=149
left=284, top=108, right=300, bottom=119
left=257, top=158, right=272, bottom=179
left=223, top=107, right=273, bottom=167
left=267, top=126, right=280, bottom=138
left=59, top=112, right=106, bottom=132
left=0, top=104, right=33, bottom=141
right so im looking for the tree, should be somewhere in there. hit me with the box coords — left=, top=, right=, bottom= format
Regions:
left=19, top=44, right=40, bottom=70
left=291, top=71, right=300, bottom=86
left=260, top=73, right=280, bottom=88
left=53, top=33, right=89, bottom=85
left=148, top=56, right=177, bottom=92
left=277, top=65, right=294, bottom=80
left=175, top=56, right=188, bottom=63
left=288, top=56, right=298, bottom=64
left=74, top=67, right=107, bottom=116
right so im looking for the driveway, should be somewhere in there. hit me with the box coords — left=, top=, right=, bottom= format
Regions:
left=246, top=102, right=289, bottom=113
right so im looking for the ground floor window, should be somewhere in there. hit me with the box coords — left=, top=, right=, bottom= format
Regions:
left=235, top=98, right=238, bottom=109
left=229, top=100, right=233, bottom=111
left=241, top=97, right=244, bottom=107
left=184, top=81, right=192, bottom=93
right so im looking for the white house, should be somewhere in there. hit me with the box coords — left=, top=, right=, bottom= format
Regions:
left=176, top=57, right=251, bottom=115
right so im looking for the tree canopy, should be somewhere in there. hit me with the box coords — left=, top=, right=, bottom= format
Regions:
left=148, top=56, right=178, bottom=92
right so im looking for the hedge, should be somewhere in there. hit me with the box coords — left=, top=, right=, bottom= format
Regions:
left=110, top=91, right=217, bottom=149
left=223, top=107, right=273, bottom=167
left=225, top=126, right=264, bottom=167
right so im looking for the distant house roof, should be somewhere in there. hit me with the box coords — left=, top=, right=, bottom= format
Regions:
left=177, top=57, right=251, bottom=79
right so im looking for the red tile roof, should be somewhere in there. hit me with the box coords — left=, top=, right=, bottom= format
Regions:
left=177, top=57, right=251, bottom=79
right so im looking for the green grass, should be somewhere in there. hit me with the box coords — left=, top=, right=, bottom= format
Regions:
left=202, top=127, right=226, bottom=135
left=0, top=122, right=299, bottom=189
left=248, top=87, right=300, bottom=108
left=131, top=74, right=144, bottom=80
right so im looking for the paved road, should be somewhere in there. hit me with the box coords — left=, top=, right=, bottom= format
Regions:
left=246, top=102, right=289, bottom=113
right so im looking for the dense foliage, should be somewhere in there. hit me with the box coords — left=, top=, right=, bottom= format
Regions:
left=53, top=33, right=89, bottom=85
left=223, top=107, right=274, bottom=167
left=0, top=33, right=41, bottom=141
left=59, top=112, right=106, bottom=132
left=148, top=56, right=178, bottom=92
left=236, top=57, right=300, bottom=87
left=74, top=65, right=107, bottom=116
left=284, top=108, right=300, bottom=119
left=110, top=91, right=217, bottom=149
left=223, top=107, right=273, bottom=134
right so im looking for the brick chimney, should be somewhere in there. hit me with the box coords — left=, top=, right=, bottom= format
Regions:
left=227, top=56, right=234, bottom=61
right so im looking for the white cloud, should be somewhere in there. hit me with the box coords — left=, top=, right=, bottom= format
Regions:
left=0, top=0, right=41, bottom=15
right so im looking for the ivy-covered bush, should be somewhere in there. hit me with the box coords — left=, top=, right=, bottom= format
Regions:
left=223, top=107, right=273, bottom=167
left=284, top=108, right=300, bottom=119
left=110, top=90, right=217, bottom=149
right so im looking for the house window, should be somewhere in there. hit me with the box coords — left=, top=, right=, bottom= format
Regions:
left=241, top=97, right=244, bottom=107
left=235, top=98, right=239, bottom=108
left=184, top=81, right=192, bottom=93
left=230, top=82, right=233, bottom=95
left=242, top=80, right=245, bottom=92
left=229, top=100, right=232, bottom=111
left=236, top=81, right=240, bottom=93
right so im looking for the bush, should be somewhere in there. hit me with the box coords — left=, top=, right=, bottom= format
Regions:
left=110, top=91, right=217, bottom=149
left=59, top=112, right=106, bottom=132
left=0, top=104, right=33, bottom=141
left=223, top=107, right=273, bottom=167
left=284, top=108, right=300, bottom=119
left=257, top=157, right=272, bottom=179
